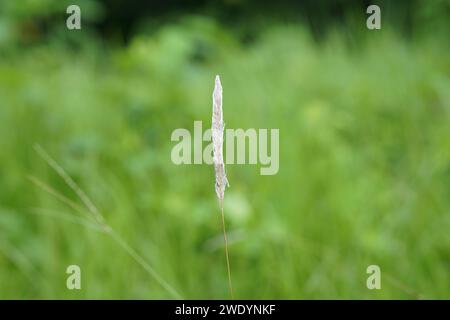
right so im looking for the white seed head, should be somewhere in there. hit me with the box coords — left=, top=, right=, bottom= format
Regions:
left=212, top=75, right=229, bottom=207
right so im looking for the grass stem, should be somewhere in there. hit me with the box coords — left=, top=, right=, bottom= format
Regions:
left=220, top=205, right=234, bottom=299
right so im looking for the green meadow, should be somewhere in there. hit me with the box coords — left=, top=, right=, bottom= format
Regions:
left=0, top=4, right=449, bottom=299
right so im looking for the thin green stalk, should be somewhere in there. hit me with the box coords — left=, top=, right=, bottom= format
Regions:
left=220, top=205, right=234, bottom=299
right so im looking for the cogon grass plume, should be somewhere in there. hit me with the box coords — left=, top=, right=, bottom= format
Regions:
left=30, top=144, right=182, bottom=299
left=212, top=75, right=233, bottom=299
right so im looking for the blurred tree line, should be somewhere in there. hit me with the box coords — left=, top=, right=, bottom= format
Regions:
left=0, top=0, right=448, bottom=47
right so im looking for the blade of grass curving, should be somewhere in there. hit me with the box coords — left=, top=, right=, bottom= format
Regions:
left=29, top=208, right=105, bottom=232
left=32, top=145, right=183, bottom=299
left=34, top=144, right=105, bottom=225
left=28, top=175, right=96, bottom=223
left=108, top=229, right=182, bottom=299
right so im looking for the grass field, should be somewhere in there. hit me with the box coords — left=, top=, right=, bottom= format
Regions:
left=0, top=17, right=449, bottom=299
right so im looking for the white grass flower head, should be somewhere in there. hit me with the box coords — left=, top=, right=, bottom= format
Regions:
left=212, top=75, right=229, bottom=208
left=212, top=75, right=234, bottom=298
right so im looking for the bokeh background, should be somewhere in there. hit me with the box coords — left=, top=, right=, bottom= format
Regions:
left=0, top=0, right=449, bottom=299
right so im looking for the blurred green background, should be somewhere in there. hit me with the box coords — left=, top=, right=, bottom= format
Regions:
left=0, top=0, right=449, bottom=299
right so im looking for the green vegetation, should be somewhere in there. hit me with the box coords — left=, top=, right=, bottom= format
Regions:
left=0, top=9, right=449, bottom=299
